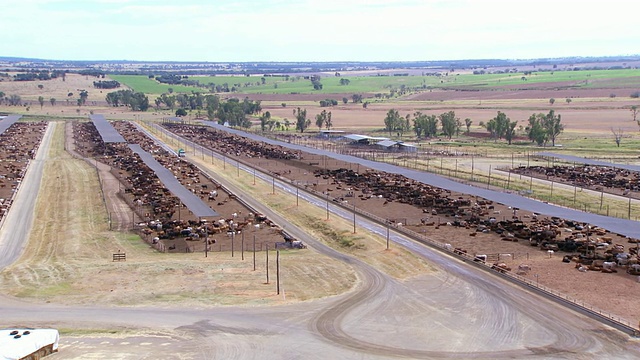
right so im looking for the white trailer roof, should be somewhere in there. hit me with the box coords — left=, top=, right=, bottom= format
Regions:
left=0, top=328, right=59, bottom=360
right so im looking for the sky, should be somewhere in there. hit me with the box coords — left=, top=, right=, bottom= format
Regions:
left=1, top=0, right=638, bottom=62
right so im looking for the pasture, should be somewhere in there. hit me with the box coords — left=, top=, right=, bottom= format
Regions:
left=109, top=75, right=201, bottom=94
left=111, top=68, right=640, bottom=96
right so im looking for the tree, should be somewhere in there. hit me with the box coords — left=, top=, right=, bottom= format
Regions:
left=352, top=94, right=363, bottom=103
left=260, top=111, right=272, bottom=132
left=294, top=107, right=310, bottom=133
left=566, top=98, right=572, bottom=104
left=526, top=113, right=547, bottom=146
left=79, top=90, right=89, bottom=106
left=504, top=120, right=518, bottom=145
left=38, top=96, right=44, bottom=109
left=465, top=118, right=472, bottom=133
left=49, top=98, right=56, bottom=106
left=611, top=127, right=623, bottom=147
left=412, top=112, right=439, bottom=138
left=542, top=109, right=564, bottom=146
left=325, top=111, right=333, bottom=130
left=160, top=93, right=176, bottom=110
left=439, top=111, right=458, bottom=139
left=400, top=113, right=410, bottom=137
left=339, top=78, right=351, bottom=86
left=486, top=111, right=510, bottom=141
left=455, top=118, right=463, bottom=136
left=38, top=84, right=44, bottom=90
left=384, top=109, right=401, bottom=136
left=175, top=108, right=188, bottom=117
left=549, top=98, right=555, bottom=105
left=315, top=110, right=327, bottom=131
left=342, top=97, right=348, bottom=104
left=631, top=105, right=638, bottom=123
left=8, top=94, right=21, bottom=106
left=412, top=111, right=428, bottom=137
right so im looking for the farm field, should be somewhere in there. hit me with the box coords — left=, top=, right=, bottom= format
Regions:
left=109, top=74, right=202, bottom=94
left=110, top=68, right=640, bottom=96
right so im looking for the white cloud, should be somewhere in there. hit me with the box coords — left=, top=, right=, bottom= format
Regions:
left=1, top=0, right=638, bottom=61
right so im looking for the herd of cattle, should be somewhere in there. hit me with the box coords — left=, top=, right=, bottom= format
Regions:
left=511, top=164, right=640, bottom=195
left=163, top=123, right=302, bottom=161
left=72, top=120, right=288, bottom=253
left=0, top=122, right=47, bottom=223
left=156, top=123, right=640, bottom=277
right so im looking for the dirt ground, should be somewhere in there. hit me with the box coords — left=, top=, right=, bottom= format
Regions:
left=162, top=123, right=640, bottom=326
left=1, top=71, right=639, bottom=325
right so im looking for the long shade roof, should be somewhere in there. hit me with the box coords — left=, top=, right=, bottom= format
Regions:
left=128, top=144, right=218, bottom=218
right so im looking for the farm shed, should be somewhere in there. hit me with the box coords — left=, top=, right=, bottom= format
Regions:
left=318, top=130, right=345, bottom=138
left=343, top=134, right=389, bottom=145
left=376, top=140, right=418, bottom=153
left=0, top=328, right=59, bottom=359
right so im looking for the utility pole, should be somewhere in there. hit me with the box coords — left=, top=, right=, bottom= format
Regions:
left=386, top=221, right=390, bottom=250
left=266, top=244, right=269, bottom=284
left=353, top=203, right=357, bottom=234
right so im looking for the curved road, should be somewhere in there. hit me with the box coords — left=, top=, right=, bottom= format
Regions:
left=1, top=121, right=640, bottom=358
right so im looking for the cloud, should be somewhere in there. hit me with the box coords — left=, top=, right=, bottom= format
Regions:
left=1, top=0, right=638, bottom=61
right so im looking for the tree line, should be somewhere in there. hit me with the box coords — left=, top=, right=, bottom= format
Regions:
left=383, top=109, right=565, bottom=146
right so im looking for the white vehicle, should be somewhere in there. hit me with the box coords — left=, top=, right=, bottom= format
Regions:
left=0, top=328, right=59, bottom=360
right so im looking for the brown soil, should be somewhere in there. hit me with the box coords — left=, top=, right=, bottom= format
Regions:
left=164, top=123, right=640, bottom=326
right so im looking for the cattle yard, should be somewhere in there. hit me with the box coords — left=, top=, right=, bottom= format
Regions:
left=0, top=122, right=47, bottom=222
left=151, top=121, right=640, bottom=325
left=71, top=120, right=289, bottom=254
left=0, top=114, right=638, bottom=331
left=511, top=164, right=640, bottom=199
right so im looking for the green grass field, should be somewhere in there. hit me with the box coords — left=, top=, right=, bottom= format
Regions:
left=110, top=68, right=640, bottom=96
left=443, top=69, right=640, bottom=88
left=109, top=75, right=202, bottom=94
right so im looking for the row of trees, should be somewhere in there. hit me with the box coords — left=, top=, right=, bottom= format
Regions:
left=215, top=98, right=262, bottom=127
left=105, top=90, right=150, bottom=111
left=385, top=110, right=463, bottom=139
left=259, top=111, right=293, bottom=132
left=93, top=80, right=120, bottom=89
left=160, top=93, right=261, bottom=128
left=382, top=109, right=564, bottom=146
